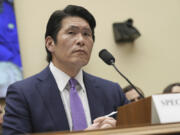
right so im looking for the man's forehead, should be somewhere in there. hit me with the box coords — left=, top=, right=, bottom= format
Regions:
left=172, top=86, right=180, bottom=93
left=61, top=16, right=91, bottom=29
left=126, top=89, right=140, bottom=98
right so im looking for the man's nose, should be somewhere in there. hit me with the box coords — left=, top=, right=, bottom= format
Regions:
left=76, top=33, right=85, bottom=46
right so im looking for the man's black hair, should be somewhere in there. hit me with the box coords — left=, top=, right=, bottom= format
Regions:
left=45, top=5, right=96, bottom=63
left=163, top=82, right=180, bottom=93
left=123, top=85, right=145, bottom=97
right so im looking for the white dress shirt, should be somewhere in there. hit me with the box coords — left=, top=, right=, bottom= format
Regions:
left=49, top=62, right=92, bottom=130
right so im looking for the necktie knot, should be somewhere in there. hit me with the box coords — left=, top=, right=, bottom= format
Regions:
left=69, top=78, right=77, bottom=89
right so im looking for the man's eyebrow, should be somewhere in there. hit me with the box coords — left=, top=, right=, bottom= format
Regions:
left=83, top=27, right=92, bottom=32
left=68, top=25, right=79, bottom=30
left=67, top=25, right=92, bottom=32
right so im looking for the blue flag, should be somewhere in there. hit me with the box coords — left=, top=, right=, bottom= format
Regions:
left=0, top=0, right=23, bottom=98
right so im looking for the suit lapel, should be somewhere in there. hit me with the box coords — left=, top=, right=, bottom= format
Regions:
left=83, top=72, right=105, bottom=122
left=36, top=68, right=105, bottom=129
left=36, top=67, right=69, bottom=131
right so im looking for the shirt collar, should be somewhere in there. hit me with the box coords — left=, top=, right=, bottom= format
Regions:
left=75, top=69, right=86, bottom=91
left=49, top=62, right=85, bottom=92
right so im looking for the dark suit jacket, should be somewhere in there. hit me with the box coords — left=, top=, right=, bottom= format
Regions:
left=2, top=66, right=129, bottom=135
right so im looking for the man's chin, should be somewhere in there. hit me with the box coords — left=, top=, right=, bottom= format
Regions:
left=72, top=60, right=89, bottom=68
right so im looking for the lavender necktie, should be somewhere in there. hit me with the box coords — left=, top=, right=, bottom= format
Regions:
left=69, top=78, right=87, bottom=131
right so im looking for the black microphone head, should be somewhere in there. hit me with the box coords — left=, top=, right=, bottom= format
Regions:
left=99, top=49, right=115, bottom=65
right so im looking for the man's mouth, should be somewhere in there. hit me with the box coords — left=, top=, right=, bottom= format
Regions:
left=74, top=49, right=87, bottom=55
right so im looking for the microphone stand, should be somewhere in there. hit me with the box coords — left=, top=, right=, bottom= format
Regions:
left=111, top=62, right=144, bottom=98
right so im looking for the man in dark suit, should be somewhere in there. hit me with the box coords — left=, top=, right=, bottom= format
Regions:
left=2, top=5, right=129, bottom=134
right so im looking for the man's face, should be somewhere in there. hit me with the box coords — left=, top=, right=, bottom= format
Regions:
left=46, top=16, right=93, bottom=70
left=125, top=89, right=142, bottom=102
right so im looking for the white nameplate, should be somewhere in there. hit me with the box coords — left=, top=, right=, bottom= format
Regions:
left=151, top=93, right=180, bottom=124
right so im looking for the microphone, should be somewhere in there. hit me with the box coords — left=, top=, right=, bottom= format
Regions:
left=99, top=49, right=144, bottom=98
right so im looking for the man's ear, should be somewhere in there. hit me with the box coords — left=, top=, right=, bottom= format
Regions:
left=45, top=36, right=55, bottom=53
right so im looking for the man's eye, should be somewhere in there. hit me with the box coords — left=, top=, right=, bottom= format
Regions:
left=83, top=32, right=91, bottom=37
left=68, top=31, right=75, bottom=34
left=130, top=99, right=135, bottom=102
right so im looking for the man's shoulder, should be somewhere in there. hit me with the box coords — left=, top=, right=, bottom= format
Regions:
left=10, top=66, right=50, bottom=88
left=83, top=72, right=118, bottom=86
left=84, top=72, right=129, bottom=105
